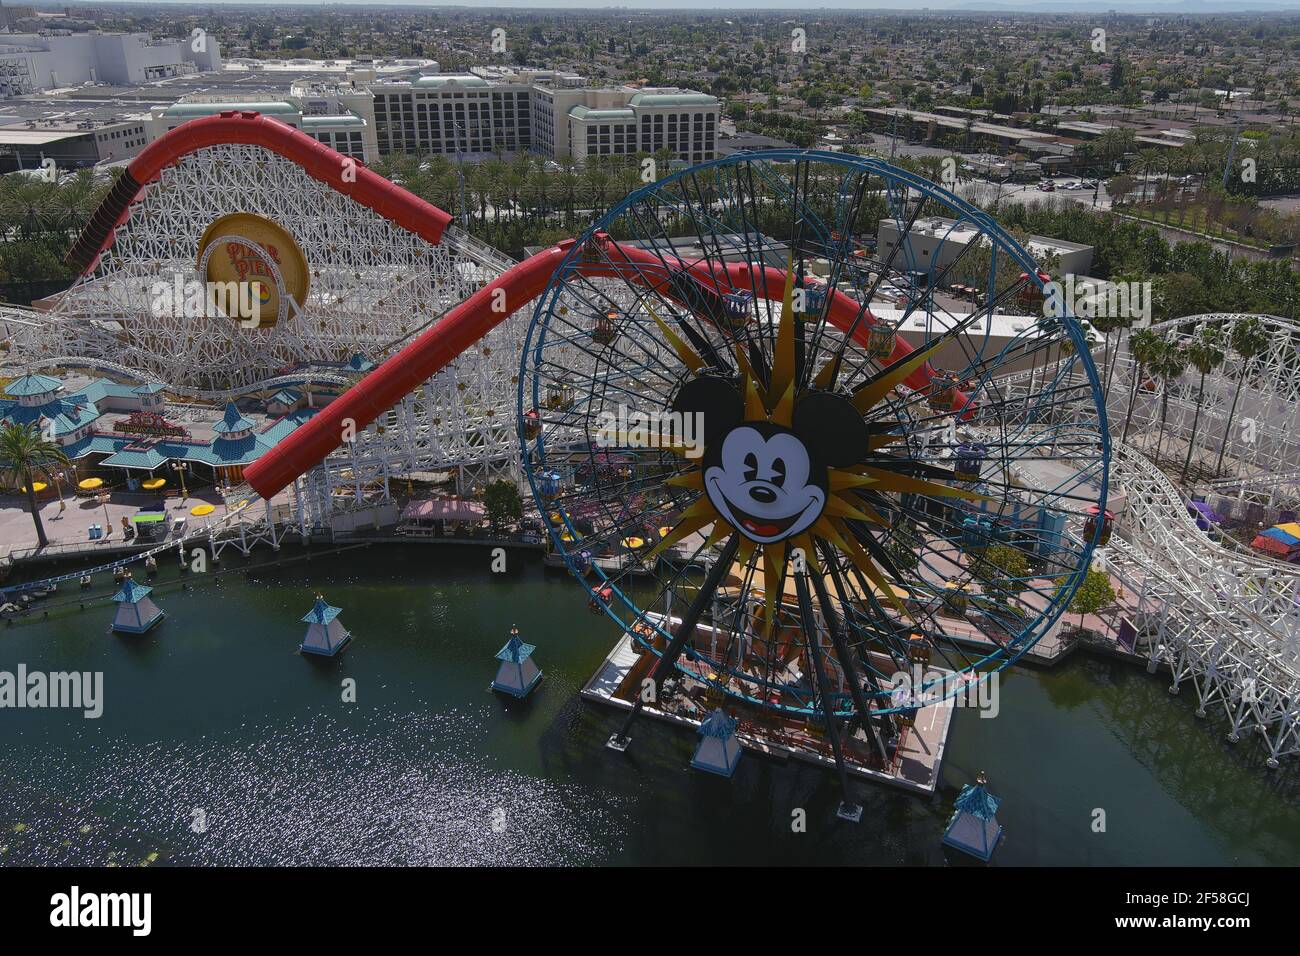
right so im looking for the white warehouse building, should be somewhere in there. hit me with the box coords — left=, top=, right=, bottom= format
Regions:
left=0, top=31, right=221, bottom=97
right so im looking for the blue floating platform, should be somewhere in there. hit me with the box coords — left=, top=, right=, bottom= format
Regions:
left=941, top=779, right=1003, bottom=862
left=491, top=627, right=542, bottom=698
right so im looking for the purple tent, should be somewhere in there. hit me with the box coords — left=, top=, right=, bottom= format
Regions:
left=1187, top=501, right=1221, bottom=532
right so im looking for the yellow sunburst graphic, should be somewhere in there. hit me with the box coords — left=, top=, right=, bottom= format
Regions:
left=642, top=257, right=989, bottom=637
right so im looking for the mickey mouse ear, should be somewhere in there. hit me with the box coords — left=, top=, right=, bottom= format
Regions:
left=793, top=390, right=869, bottom=467
left=672, top=374, right=742, bottom=448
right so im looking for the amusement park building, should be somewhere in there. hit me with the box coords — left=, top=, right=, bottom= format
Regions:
left=150, top=79, right=379, bottom=163
left=0, top=31, right=221, bottom=98
left=0, top=372, right=319, bottom=486
left=0, top=115, right=151, bottom=172
left=877, top=216, right=1095, bottom=277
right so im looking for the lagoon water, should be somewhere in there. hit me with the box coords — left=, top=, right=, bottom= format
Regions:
left=2, top=544, right=1298, bottom=866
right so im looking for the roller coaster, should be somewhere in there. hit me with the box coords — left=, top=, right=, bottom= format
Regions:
left=2, top=111, right=1297, bottom=773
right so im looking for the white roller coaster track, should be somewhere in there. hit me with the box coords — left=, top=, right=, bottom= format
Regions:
left=1107, top=441, right=1300, bottom=766
left=983, top=311, right=1300, bottom=765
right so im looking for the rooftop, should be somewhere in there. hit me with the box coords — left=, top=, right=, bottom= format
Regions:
left=411, top=74, right=489, bottom=89
left=4, top=373, right=62, bottom=397
left=163, top=100, right=298, bottom=117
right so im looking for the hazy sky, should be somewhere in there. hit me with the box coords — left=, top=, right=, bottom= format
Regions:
left=87, top=0, right=1300, bottom=9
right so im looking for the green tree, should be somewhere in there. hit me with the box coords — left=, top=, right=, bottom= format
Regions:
left=1151, top=341, right=1188, bottom=464
left=0, top=423, right=71, bottom=548
left=977, top=543, right=1031, bottom=606
left=1057, top=568, right=1117, bottom=631
left=483, top=479, right=523, bottom=529
left=884, top=517, right=921, bottom=576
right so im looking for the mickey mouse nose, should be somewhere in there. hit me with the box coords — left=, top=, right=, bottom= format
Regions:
left=749, top=486, right=777, bottom=505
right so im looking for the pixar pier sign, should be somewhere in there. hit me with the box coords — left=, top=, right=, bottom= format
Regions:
left=150, top=212, right=311, bottom=329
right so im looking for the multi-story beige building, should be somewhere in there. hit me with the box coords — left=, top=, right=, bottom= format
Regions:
left=371, top=69, right=718, bottom=163
left=532, top=86, right=718, bottom=163
left=372, top=73, right=535, bottom=157
left=149, top=76, right=379, bottom=163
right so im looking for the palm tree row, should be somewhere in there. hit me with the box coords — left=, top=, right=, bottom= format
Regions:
left=369, top=150, right=660, bottom=255
left=0, top=168, right=112, bottom=243
left=1110, top=315, right=1285, bottom=484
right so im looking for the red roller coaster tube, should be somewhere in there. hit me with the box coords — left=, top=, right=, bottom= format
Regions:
left=243, top=242, right=573, bottom=498
left=245, top=236, right=971, bottom=500
left=66, top=111, right=453, bottom=273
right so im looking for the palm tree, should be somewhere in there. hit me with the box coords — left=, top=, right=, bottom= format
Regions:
left=1123, top=327, right=1162, bottom=442
left=1215, top=317, right=1271, bottom=477
left=1180, top=326, right=1226, bottom=480
left=1152, top=342, right=1188, bottom=465
left=0, top=422, right=71, bottom=549
left=1090, top=309, right=1127, bottom=406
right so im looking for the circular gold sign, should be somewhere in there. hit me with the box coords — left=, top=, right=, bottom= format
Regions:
left=196, top=212, right=310, bottom=329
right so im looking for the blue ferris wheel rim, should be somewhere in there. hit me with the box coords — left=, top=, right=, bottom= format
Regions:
left=516, top=150, right=1110, bottom=713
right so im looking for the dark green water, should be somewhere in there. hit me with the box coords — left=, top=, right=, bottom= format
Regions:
left=2, top=544, right=1298, bottom=866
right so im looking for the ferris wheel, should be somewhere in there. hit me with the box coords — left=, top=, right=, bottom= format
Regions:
left=519, top=151, right=1108, bottom=808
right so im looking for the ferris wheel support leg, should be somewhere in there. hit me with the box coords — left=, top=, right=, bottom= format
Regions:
left=809, top=552, right=888, bottom=767
left=795, top=569, right=861, bottom=823
left=607, top=535, right=740, bottom=754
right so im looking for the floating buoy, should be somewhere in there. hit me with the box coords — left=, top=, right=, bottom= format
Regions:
left=299, top=594, right=352, bottom=657
left=691, top=709, right=742, bottom=777
left=110, top=574, right=165, bottom=635
left=491, top=625, right=542, bottom=699
left=942, top=771, right=1003, bottom=862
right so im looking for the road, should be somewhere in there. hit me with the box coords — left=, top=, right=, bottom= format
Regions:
left=954, top=175, right=1288, bottom=265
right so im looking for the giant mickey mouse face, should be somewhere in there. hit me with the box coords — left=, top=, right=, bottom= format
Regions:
left=673, top=375, right=869, bottom=546
left=705, top=422, right=825, bottom=544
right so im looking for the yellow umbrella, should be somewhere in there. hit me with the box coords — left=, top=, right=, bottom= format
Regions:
left=141, top=477, right=166, bottom=490
left=78, top=477, right=103, bottom=490
left=20, top=481, right=47, bottom=493
left=190, top=504, right=215, bottom=517
left=622, top=536, right=646, bottom=549
left=658, top=526, right=673, bottom=538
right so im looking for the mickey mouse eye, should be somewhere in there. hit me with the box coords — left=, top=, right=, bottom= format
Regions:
left=743, top=452, right=758, bottom=482
left=771, top=457, right=786, bottom=488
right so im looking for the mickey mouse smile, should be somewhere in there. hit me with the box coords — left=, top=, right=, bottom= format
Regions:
left=703, top=424, right=826, bottom=545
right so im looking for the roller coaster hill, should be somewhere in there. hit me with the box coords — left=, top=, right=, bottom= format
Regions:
left=0, top=111, right=1296, bottom=773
